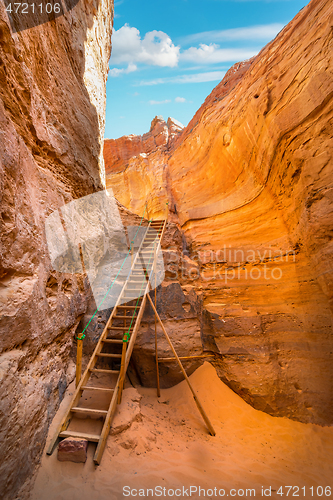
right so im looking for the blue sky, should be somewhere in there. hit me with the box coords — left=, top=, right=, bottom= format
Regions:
left=105, top=0, right=307, bottom=139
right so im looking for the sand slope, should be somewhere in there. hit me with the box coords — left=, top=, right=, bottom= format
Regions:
left=32, top=363, right=333, bottom=499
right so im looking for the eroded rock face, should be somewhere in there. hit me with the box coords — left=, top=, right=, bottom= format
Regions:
left=104, top=116, right=184, bottom=217
left=0, top=1, right=112, bottom=497
left=104, top=0, right=333, bottom=425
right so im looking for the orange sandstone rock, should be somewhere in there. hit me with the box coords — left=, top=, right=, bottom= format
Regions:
left=57, top=438, right=88, bottom=463
left=104, top=116, right=183, bottom=216
left=104, top=0, right=333, bottom=425
left=0, top=0, right=112, bottom=497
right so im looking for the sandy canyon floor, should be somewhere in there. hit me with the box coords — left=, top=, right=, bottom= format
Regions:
left=32, top=363, right=333, bottom=500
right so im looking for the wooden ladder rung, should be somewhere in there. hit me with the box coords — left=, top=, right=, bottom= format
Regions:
left=122, top=298, right=143, bottom=301
left=103, top=339, right=123, bottom=344
left=112, top=315, right=137, bottom=320
left=108, top=326, right=134, bottom=331
left=59, top=430, right=100, bottom=442
left=90, top=368, right=120, bottom=374
left=96, top=353, right=122, bottom=358
left=117, top=305, right=138, bottom=309
left=71, top=407, right=108, bottom=416
left=81, top=386, right=114, bottom=392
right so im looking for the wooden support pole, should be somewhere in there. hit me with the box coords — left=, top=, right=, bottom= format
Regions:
left=154, top=240, right=161, bottom=397
left=76, top=243, right=86, bottom=388
left=118, top=311, right=127, bottom=404
left=76, top=336, right=83, bottom=388
left=147, top=294, right=216, bottom=436
left=118, top=342, right=127, bottom=404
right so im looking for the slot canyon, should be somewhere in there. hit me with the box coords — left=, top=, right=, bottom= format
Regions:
left=0, top=0, right=332, bottom=498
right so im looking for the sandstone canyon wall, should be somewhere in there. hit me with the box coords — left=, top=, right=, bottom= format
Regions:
left=104, top=0, right=333, bottom=426
left=104, top=116, right=184, bottom=217
left=0, top=1, right=112, bottom=497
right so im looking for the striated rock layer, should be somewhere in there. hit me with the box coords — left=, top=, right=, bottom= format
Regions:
left=104, top=116, right=184, bottom=217
left=0, top=1, right=112, bottom=498
left=104, top=0, right=333, bottom=426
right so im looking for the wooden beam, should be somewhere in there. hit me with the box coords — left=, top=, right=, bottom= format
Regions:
left=147, top=294, right=216, bottom=437
left=154, top=240, right=161, bottom=397
left=76, top=337, right=83, bottom=387
left=59, top=431, right=100, bottom=442
left=117, top=342, right=127, bottom=404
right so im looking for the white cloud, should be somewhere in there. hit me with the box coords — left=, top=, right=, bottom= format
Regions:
left=149, top=99, right=171, bottom=105
left=181, top=44, right=258, bottom=64
left=175, top=97, right=186, bottom=103
left=138, top=71, right=226, bottom=86
left=109, top=63, right=137, bottom=77
left=110, top=23, right=280, bottom=76
left=181, top=23, right=284, bottom=45
left=111, top=24, right=180, bottom=67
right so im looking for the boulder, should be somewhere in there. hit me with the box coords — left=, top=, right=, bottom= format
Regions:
left=57, top=438, right=88, bottom=463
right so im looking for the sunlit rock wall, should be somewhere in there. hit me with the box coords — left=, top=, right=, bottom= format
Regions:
left=104, top=0, right=333, bottom=425
left=0, top=1, right=112, bottom=497
left=104, top=116, right=184, bottom=218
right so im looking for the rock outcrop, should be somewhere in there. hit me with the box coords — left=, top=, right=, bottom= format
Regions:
left=57, top=437, right=88, bottom=463
left=104, top=116, right=184, bottom=217
left=104, top=116, right=183, bottom=173
left=0, top=1, right=112, bottom=498
left=104, top=0, right=333, bottom=425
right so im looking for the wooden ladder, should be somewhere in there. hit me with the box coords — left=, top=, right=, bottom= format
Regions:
left=47, top=219, right=166, bottom=464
